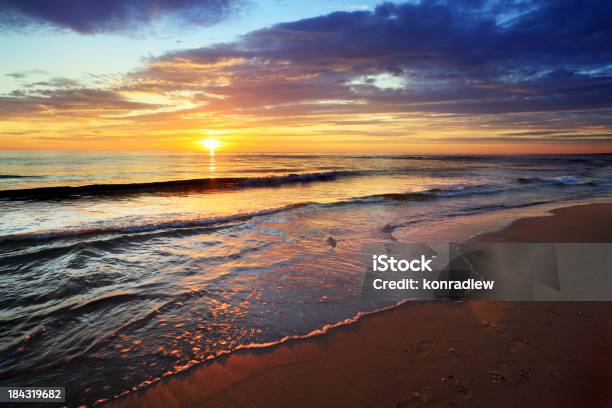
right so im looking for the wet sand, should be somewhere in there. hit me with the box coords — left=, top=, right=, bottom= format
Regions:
left=109, top=203, right=612, bottom=408
left=475, top=202, right=612, bottom=243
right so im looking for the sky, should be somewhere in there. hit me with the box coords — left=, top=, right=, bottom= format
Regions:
left=0, top=0, right=611, bottom=154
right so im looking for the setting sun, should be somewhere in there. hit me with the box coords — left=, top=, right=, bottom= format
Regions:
left=200, top=139, right=221, bottom=156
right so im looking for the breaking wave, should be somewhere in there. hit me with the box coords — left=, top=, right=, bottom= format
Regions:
left=0, top=171, right=362, bottom=201
left=0, top=178, right=604, bottom=245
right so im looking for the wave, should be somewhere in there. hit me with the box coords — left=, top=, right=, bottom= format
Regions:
left=0, top=184, right=498, bottom=244
left=0, top=292, right=153, bottom=334
left=0, top=171, right=361, bottom=201
left=516, top=175, right=612, bottom=187
left=0, top=184, right=515, bottom=245
left=0, top=174, right=43, bottom=179
left=357, top=183, right=505, bottom=203
left=1, top=179, right=599, bottom=245
left=0, top=203, right=309, bottom=244
left=517, top=175, right=580, bottom=185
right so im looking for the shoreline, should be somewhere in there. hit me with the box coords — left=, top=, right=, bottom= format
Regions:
left=474, top=202, right=612, bottom=243
left=108, top=202, right=612, bottom=408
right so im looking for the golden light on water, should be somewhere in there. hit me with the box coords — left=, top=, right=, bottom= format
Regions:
left=201, top=139, right=221, bottom=156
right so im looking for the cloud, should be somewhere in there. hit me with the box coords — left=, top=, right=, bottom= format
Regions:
left=0, top=0, right=246, bottom=34
left=2, top=0, right=612, bottom=151
left=0, top=88, right=157, bottom=119
left=5, top=70, right=48, bottom=79
left=135, top=0, right=612, bottom=116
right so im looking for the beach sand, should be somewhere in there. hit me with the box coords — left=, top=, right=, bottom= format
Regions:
left=109, top=203, right=612, bottom=408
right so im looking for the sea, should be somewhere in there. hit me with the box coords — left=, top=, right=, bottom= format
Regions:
left=0, top=151, right=611, bottom=405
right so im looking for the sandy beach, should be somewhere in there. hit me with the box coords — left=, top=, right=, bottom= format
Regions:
left=108, top=203, right=612, bottom=408
left=2, top=1, right=612, bottom=404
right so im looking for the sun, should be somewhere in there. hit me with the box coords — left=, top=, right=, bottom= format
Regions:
left=200, top=139, right=221, bottom=156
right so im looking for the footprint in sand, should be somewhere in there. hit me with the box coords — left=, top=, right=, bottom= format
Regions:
left=488, top=371, right=506, bottom=383
left=474, top=321, right=504, bottom=334
left=395, top=390, right=447, bottom=408
left=513, top=368, right=534, bottom=384
left=412, top=339, right=437, bottom=356
left=508, top=336, right=530, bottom=353
left=494, top=359, right=516, bottom=371
left=454, top=381, right=471, bottom=397
left=440, top=374, right=472, bottom=399
left=494, top=361, right=534, bottom=385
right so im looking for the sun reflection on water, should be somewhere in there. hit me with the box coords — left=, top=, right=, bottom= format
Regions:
left=209, top=156, right=216, bottom=174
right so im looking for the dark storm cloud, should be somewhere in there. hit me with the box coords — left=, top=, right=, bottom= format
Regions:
left=0, top=0, right=246, bottom=34
left=166, top=0, right=612, bottom=69
left=148, top=0, right=612, bottom=115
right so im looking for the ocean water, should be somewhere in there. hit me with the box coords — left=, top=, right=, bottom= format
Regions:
left=0, top=152, right=611, bottom=405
